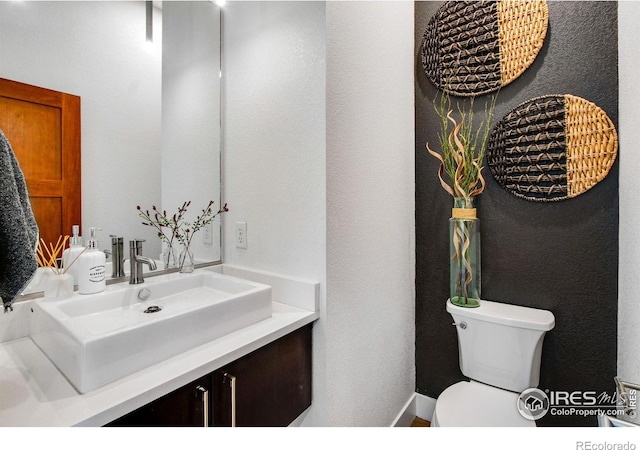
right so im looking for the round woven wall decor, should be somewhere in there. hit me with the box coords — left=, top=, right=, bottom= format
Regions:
left=421, top=0, right=548, bottom=96
left=486, top=94, right=618, bottom=202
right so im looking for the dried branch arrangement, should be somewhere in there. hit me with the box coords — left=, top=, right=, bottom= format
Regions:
left=426, top=91, right=497, bottom=201
left=425, top=90, right=497, bottom=307
left=36, top=236, right=86, bottom=275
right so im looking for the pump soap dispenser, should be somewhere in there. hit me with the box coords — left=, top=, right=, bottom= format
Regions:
left=62, top=225, right=84, bottom=286
left=77, top=227, right=106, bottom=294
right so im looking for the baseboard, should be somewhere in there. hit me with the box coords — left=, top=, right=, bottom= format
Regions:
left=288, top=406, right=311, bottom=427
left=391, top=392, right=437, bottom=427
left=415, top=392, right=437, bottom=422
left=391, top=394, right=418, bottom=427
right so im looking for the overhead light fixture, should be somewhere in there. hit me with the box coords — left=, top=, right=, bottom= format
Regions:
left=215, top=0, right=226, bottom=7
left=146, top=1, right=153, bottom=42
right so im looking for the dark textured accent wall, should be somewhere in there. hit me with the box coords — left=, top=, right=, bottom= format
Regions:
left=415, top=1, right=618, bottom=427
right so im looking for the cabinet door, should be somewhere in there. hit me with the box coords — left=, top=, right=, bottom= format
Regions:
left=106, top=374, right=212, bottom=427
left=212, top=324, right=312, bottom=427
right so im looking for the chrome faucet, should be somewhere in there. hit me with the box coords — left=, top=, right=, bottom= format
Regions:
left=129, top=239, right=157, bottom=284
left=106, top=235, right=125, bottom=278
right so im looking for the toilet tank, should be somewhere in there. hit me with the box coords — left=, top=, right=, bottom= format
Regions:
left=447, top=299, right=555, bottom=393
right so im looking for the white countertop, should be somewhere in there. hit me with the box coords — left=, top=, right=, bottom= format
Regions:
left=0, top=265, right=319, bottom=427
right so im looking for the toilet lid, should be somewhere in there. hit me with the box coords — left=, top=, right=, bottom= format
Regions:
left=434, top=381, right=535, bottom=427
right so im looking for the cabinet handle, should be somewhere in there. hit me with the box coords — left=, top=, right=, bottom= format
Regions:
left=223, top=372, right=237, bottom=427
left=196, top=385, right=209, bottom=427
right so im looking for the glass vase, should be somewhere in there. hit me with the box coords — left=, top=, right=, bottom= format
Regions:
left=162, top=242, right=178, bottom=269
left=178, top=245, right=194, bottom=273
left=44, top=273, right=74, bottom=300
left=449, top=197, right=481, bottom=308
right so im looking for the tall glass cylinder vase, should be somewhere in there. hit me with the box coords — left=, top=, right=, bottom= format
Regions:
left=449, top=197, right=481, bottom=307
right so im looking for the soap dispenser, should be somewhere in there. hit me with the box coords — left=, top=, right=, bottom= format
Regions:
left=62, top=225, right=84, bottom=286
left=77, top=227, right=106, bottom=295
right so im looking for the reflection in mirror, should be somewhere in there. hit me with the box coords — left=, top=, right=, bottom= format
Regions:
left=0, top=1, right=222, bottom=296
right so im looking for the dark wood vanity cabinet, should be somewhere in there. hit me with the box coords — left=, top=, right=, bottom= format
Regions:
left=106, top=375, right=212, bottom=427
left=106, top=324, right=312, bottom=427
left=212, top=323, right=312, bottom=426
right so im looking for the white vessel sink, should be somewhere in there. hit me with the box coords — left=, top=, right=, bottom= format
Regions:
left=29, top=270, right=272, bottom=393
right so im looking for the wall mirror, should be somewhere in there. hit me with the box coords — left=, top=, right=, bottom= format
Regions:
left=0, top=1, right=223, bottom=297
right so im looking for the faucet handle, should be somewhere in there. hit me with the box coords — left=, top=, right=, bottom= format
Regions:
left=129, top=239, right=156, bottom=284
left=130, top=239, right=146, bottom=251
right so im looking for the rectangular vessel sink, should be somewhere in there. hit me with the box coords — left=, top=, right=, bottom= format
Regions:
left=30, top=270, right=272, bottom=393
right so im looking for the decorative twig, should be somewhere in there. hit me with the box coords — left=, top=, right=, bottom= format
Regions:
left=137, top=201, right=229, bottom=270
left=426, top=91, right=497, bottom=200
left=37, top=236, right=70, bottom=275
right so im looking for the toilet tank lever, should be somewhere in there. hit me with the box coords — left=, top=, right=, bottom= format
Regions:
left=452, top=321, right=467, bottom=329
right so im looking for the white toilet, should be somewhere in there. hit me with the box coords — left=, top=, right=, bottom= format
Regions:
left=431, top=299, right=555, bottom=427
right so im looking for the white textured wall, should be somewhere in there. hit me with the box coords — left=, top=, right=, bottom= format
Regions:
left=323, top=1, right=415, bottom=426
left=222, top=1, right=326, bottom=280
left=618, top=1, right=640, bottom=418
left=223, top=1, right=415, bottom=426
left=0, top=2, right=162, bottom=255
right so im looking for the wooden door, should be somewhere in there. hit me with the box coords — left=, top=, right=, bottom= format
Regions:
left=0, top=78, right=81, bottom=247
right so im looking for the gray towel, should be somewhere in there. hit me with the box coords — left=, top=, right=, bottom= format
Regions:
left=0, top=129, right=38, bottom=312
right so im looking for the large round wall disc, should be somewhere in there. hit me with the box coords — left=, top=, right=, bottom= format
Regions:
left=486, top=94, right=618, bottom=202
left=421, top=0, right=548, bottom=97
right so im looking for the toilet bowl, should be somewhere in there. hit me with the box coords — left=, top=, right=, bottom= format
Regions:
left=432, top=380, right=533, bottom=427
left=431, top=299, right=555, bottom=427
